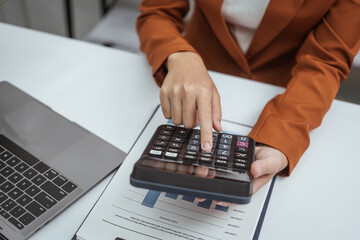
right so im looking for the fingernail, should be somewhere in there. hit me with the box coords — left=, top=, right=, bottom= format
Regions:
left=202, top=141, right=211, bottom=152
left=217, top=119, right=221, bottom=126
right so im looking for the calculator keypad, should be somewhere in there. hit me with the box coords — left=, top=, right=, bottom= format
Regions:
left=146, top=125, right=253, bottom=171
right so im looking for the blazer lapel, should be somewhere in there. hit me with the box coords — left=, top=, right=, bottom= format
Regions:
left=197, top=0, right=251, bottom=74
left=246, top=0, right=305, bottom=59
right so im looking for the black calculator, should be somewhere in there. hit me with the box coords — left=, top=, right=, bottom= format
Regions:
left=130, top=125, right=256, bottom=204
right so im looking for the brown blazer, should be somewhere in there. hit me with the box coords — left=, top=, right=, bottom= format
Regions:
left=137, top=0, right=360, bottom=175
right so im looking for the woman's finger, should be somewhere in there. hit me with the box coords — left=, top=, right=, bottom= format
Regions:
left=160, top=88, right=171, bottom=119
left=252, top=173, right=274, bottom=194
left=182, top=94, right=197, bottom=129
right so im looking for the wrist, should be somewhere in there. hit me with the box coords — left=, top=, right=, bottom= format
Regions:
left=166, top=51, right=203, bottom=71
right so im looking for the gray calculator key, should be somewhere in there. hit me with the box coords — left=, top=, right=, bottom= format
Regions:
left=189, top=139, right=201, bottom=145
left=219, top=144, right=231, bottom=150
left=237, top=136, right=249, bottom=142
left=220, top=134, right=233, bottom=139
left=217, top=149, right=230, bottom=156
left=235, top=153, right=248, bottom=159
left=187, top=145, right=200, bottom=152
left=220, top=138, right=232, bottom=144
left=190, top=133, right=201, bottom=140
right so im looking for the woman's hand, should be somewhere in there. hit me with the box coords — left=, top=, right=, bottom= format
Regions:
left=160, top=52, right=222, bottom=151
left=251, top=145, right=288, bottom=193
left=213, top=145, right=288, bottom=207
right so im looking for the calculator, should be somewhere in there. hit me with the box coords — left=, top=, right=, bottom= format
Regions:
left=130, top=125, right=256, bottom=204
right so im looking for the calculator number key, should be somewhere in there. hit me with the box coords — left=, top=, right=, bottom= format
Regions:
left=164, top=152, right=178, bottom=160
left=149, top=150, right=162, bottom=157
left=217, top=149, right=230, bottom=157
left=187, top=145, right=200, bottom=152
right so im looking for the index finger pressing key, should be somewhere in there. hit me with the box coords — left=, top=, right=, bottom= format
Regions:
left=197, top=94, right=213, bottom=152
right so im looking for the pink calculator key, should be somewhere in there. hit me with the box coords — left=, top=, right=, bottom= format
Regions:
left=236, top=141, right=248, bottom=148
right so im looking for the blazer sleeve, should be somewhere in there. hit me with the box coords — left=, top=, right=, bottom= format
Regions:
left=137, top=0, right=198, bottom=86
left=248, top=0, right=360, bottom=176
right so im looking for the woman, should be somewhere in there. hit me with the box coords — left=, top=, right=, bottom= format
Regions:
left=136, top=0, right=360, bottom=194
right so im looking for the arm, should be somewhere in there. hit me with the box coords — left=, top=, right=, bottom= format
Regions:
left=249, top=0, right=360, bottom=178
left=137, top=0, right=222, bottom=150
left=137, top=0, right=197, bottom=85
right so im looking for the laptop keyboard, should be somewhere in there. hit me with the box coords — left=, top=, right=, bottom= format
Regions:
left=0, top=135, right=77, bottom=230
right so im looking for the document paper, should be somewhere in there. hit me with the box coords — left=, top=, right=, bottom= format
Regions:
left=76, top=108, right=272, bottom=240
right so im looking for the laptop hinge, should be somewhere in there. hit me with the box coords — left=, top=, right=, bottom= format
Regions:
left=0, top=233, right=9, bottom=240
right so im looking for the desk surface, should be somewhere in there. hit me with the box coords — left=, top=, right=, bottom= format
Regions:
left=1, top=23, right=360, bottom=240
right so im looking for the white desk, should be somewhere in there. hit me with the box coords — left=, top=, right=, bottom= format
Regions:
left=1, top=23, right=360, bottom=240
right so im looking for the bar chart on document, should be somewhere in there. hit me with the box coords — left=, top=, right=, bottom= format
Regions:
left=111, top=186, right=248, bottom=240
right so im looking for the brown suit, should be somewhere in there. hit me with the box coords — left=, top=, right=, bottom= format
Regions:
left=137, top=0, right=360, bottom=175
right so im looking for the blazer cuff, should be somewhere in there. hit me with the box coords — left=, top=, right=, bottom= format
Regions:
left=248, top=114, right=309, bottom=177
left=152, top=45, right=199, bottom=87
